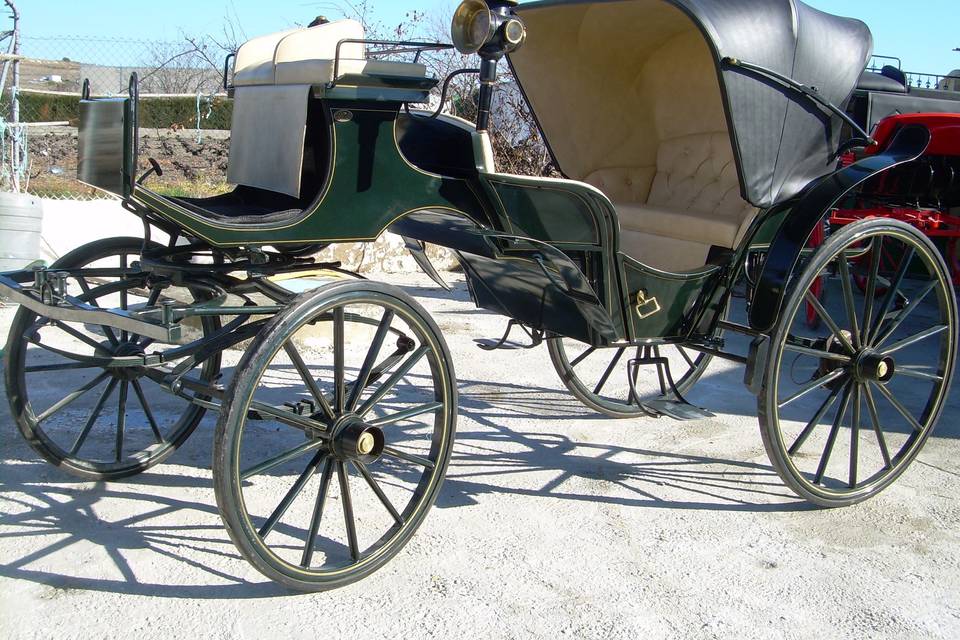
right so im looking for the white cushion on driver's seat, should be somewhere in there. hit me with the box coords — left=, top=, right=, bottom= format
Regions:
left=275, top=58, right=428, bottom=85
left=233, top=19, right=428, bottom=87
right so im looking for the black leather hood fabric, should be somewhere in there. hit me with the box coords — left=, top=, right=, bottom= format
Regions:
left=512, top=0, right=873, bottom=208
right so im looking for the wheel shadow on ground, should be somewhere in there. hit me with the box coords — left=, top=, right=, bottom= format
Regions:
left=0, top=458, right=291, bottom=598
left=0, top=363, right=809, bottom=600
left=438, top=377, right=807, bottom=513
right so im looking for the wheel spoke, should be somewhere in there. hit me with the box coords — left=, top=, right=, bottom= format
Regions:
left=782, top=342, right=852, bottom=363
left=240, top=439, right=325, bottom=481
left=337, top=461, right=360, bottom=561
left=881, top=324, right=948, bottom=355
left=778, top=368, right=847, bottom=410
left=301, top=457, right=334, bottom=568
left=283, top=341, right=335, bottom=421
left=569, top=346, right=596, bottom=368
left=115, top=381, right=129, bottom=462
left=368, top=402, right=443, bottom=427
left=803, top=291, right=855, bottom=354
left=131, top=379, right=164, bottom=444
left=593, top=348, right=626, bottom=396
left=863, top=384, right=892, bottom=468
left=894, top=367, right=944, bottom=383
left=814, top=382, right=853, bottom=484
left=677, top=346, right=696, bottom=369
left=120, top=254, right=129, bottom=343
left=37, top=371, right=111, bottom=423
left=51, top=320, right=106, bottom=352
left=69, top=378, right=119, bottom=455
left=357, top=345, right=430, bottom=417
left=334, top=307, right=345, bottom=414
left=837, top=250, right=861, bottom=349
left=382, top=445, right=435, bottom=469
left=861, top=237, right=882, bottom=341
left=868, top=247, right=915, bottom=344
left=258, top=450, right=326, bottom=539
left=849, top=385, right=861, bottom=488
left=248, top=400, right=329, bottom=433
left=347, top=310, right=394, bottom=411
left=25, top=362, right=103, bottom=373
left=872, top=279, right=938, bottom=349
left=787, top=382, right=844, bottom=455
left=873, top=381, right=924, bottom=432
left=353, top=461, right=403, bottom=525
left=77, top=276, right=120, bottom=346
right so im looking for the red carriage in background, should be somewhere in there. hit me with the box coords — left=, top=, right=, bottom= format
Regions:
left=805, top=62, right=960, bottom=327
left=833, top=114, right=960, bottom=281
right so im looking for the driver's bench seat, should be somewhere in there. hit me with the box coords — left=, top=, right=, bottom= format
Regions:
left=227, top=19, right=430, bottom=201
left=231, top=20, right=429, bottom=88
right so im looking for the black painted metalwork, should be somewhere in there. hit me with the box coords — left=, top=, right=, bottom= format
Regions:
left=749, top=124, right=932, bottom=333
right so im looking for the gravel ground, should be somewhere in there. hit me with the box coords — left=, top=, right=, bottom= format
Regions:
left=1, top=270, right=959, bottom=639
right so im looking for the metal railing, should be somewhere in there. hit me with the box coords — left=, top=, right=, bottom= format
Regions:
left=867, top=56, right=960, bottom=92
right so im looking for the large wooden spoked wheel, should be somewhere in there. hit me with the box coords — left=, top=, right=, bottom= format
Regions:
left=759, top=219, right=957, bottom=507
left=548, top=337, right=714, bottom=418
left=213, top=281, right=457, bottom=591
left=4, top=237, right=221, bottom=480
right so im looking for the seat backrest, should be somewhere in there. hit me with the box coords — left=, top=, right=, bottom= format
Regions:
left=646, top=132, right=752, bottom=221
left=582, top=167, right=656, bottom=204
left=233, top=28, right=300, bottom=87
left=274, top=22, right=365, bottom=68
left=233, top=20, right=365, bottom=87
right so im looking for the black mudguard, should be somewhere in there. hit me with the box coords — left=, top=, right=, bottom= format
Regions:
left=749, top=124, right=931, bottom=333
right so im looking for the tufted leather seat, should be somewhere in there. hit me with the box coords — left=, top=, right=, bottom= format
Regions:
left=632, top=132, right=755, bottom=247
left=511, top=4, right=761, bottom=272
left=585, top=133, right=758, bottom=270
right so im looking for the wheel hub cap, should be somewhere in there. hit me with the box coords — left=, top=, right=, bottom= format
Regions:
left=330, top=415, right=384, bottom=464
left=856, top=350, right=896, bottom=383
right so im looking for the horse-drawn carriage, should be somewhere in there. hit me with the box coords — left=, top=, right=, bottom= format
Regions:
left=2, top=0, right=956, bottom=591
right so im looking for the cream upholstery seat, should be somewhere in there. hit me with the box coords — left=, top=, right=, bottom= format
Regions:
left=585, top=132, right=758, bottom=269
left=232, top=19, right=427, bottom=87
left=227, top=20, right=429, bottom=198
left=510, top=1, right=760, bottom=272
left=274, top=59, right=427, bottom=85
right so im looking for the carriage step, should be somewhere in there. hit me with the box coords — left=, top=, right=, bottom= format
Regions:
left=642, top=398, right=715, bottom=421
left=476, top=319, right=544, bottom=351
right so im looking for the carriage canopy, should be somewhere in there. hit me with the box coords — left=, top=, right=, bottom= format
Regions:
left=510, top=0, right=873, bottom=208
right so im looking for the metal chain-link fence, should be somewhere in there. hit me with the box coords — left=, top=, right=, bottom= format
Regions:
left=7, top=35, right=233, bottom=200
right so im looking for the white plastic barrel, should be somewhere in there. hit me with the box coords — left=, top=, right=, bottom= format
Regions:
left=0, top=192, right=44, bottom=271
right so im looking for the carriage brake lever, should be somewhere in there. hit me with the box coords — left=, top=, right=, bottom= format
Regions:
left=137, top=158, right=164, bottom=185
left=476, top=319, right=544, bottom=351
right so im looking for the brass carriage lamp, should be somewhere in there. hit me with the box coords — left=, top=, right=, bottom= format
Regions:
left=451, top=0, right=527, bottom=131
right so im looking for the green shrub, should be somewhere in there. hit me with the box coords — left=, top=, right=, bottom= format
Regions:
left=14, top=92, right=233, bottom=129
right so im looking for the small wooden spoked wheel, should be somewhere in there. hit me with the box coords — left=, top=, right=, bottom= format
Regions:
left=213, top=281, right=457, bottom=591
left=4, top=237, right=220, bottom=480
left=759, top=219, right=957, bottom=506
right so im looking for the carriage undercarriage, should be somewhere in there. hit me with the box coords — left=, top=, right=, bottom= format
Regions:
left=2, top=0, right=957, bottom=592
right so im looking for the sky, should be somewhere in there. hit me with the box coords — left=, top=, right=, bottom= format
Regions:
left=18, top=0, right=960, bottom=75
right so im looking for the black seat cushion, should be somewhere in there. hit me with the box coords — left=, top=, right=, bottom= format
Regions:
left=172, top=185, right=306, bottom=224
left=857, top=69, right=908, bottom=94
